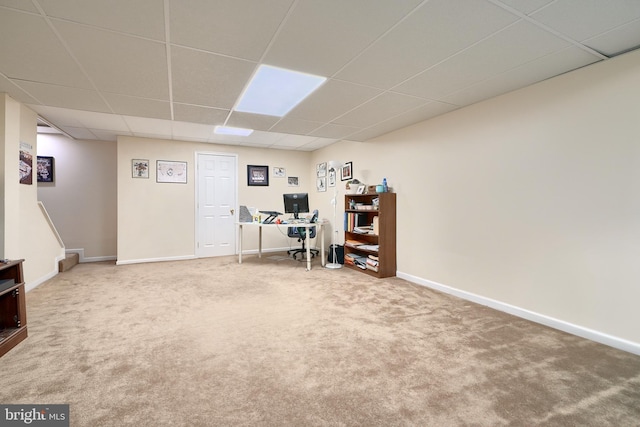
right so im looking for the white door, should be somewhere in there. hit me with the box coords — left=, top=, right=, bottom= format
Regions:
left=196, top=153, right=237, bottom=257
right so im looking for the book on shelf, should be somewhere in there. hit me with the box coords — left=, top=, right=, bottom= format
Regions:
left=344, top=212, right=370, bottom=232
left=357, top=244, right=379, bottom=252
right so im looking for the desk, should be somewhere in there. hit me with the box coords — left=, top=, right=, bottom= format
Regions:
left=238, top=221, right=325, bottom=271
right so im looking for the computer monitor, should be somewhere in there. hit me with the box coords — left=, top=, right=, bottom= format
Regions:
left=283, top=193, right=309, bottom=219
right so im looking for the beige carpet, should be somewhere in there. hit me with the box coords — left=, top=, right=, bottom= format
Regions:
left=1, top=255, right=639, bottom=426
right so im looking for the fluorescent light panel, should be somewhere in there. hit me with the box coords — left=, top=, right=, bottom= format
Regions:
left=235, top=65, right=326, bottom=117
left=214, top=126, right=253, bottom=136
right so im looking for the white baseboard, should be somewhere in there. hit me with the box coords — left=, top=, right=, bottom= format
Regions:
left=66, top=248, right=117, bottom=263
left=116, top=255, right=197, bottom=265
left=397, top=271, right=640, bottom=356
left=26, top=268, right=59, bottom=292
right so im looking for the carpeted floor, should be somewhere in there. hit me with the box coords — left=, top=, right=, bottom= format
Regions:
left=1, top=255, right=639, bottom=426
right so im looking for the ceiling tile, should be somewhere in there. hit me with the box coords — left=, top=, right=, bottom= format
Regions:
left=58, top=126, right=100, bottom=140
left=172, top=121, right=214, bottom=139
left=271, top=133, right=318, bottom=148
left=103, top=93, right=171, bottom=119
left=345, top=101, right=458, bottom=141
left=287, top=79, right=382, bottom=122
left=264, top=0, right=423, bottom=76
left=0, top=75, right=39, bottom=104
left=124, top=116, right=173, bottom=135
left=171, top=46, right=255, bottom=108
left=297, top=138, right=337, bottom=151
left=336, top=0, right=519, bottom=89
left=69, top=110, right=130, bottom=131
left=15, top=80, right=110, bottom=112
left=0, top=1, right=39, bottom=13
left=583, top=20, right=640, bottom=57
left=89, top=129, right=123, bottom=142
left=226, top=111, right=281, bottom=131
left=37, top=0, right=166, bottom=40
left=0, top=9, right=92, bottom=88
left=173, top=103, right=229, bottom=125
left=394, top=20, right=572, bottom=100
left=27, top=105, right=86, bottom=127
left=530, top=0, right=640, bottom=42
left=442, top=46, right=601, bottom=106
left=308, top=123, right=361, bottom=139
left=169, top=0, right=293, bottom=60
left=332, top=92, right=428, bottom=128
left=53, top=20, right=169, bottom=99
left=495, top=0, right=555, bottom=15
left=270, top=117, right=323, bottom=135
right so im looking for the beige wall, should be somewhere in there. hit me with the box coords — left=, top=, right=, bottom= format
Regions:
left=117, top=136, right=314, bottom=264
left=1, top=94, right=64, bottom=286
left=315, top=49, right=640, bottom=349
left=37, top=134, right=117, bottom=260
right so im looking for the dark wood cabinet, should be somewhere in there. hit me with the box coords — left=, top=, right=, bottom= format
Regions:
left=0, top=259, right=27, bottom=357
left=344, top=193, right=396, bottom=278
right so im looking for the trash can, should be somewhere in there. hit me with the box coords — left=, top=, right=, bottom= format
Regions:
left=327, top=244, right=344, bottom=264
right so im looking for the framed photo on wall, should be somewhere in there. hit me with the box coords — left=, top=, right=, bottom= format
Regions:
left=37, top=156, right=55, bottom=182
left=157, top=160, right=187, bottom=183
left=132, top=159, right=149, bottom=178
left=341, top=161, right=353, bottom=181
left=247, top=165, right=269, bottom=186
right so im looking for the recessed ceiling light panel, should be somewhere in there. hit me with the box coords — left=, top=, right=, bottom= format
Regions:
left=235, top=65, right=326, bottom=117
left=214, top=126, right=254, bottom=136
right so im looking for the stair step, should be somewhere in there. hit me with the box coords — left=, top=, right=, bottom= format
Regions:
left=59, top=253, right=79, bottom=272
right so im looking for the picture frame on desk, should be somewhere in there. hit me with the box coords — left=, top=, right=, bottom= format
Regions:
left=356, top=184, right=366, bottom=194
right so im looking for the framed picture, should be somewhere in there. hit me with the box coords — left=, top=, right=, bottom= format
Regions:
left=132, top=159, right=149, bottom=178
left=328, top=165, right=337, bottom=187
left=356, top=184, right=366, bottom=194
left=317, top=177, right=326, bottom=192
left=341, top=161, right=353, bottom=181
left=157, top=160, right=187, bottom=183
left=20, top=149, right=33, bottom=185
left=316, top=162, right=327, bottom=178
left=37, top=156, right=55, bottom=182
left=247, top=165, right=269, bottom=186
left=273, top=166, right=286, bottom=177
left=288, top=176, right=299, bottom=187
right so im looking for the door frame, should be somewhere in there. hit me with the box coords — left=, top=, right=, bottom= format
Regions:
left=194, top=151, right=239, bottom=257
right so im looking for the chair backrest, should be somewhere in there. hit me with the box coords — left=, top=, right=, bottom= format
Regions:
left=287, top=226, right=316, bottom=239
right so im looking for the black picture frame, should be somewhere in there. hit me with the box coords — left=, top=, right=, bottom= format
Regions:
left=341, top=161, right=353, bottom=181
left=37, top=156, right=55, bottom=183
left=247, top=165, right=269, bottom=186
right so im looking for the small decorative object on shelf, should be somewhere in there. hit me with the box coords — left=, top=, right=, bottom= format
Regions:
left=343, top=193, right=396, bottom=278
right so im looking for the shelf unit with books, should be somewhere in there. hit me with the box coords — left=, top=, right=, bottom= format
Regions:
left=343, top=192, right=396, bottom=278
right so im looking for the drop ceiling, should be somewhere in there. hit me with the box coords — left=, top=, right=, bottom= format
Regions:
left=1, top=0, right=639, bottom=151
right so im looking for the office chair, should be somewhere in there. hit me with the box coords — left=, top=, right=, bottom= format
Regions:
left=287, top=210, right=319, bottom=260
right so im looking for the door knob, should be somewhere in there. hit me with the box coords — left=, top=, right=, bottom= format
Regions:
left=230, top=209, right=235, bottom=215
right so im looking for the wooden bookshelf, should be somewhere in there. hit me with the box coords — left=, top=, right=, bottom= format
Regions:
left=0, top=259, right=27, bottom=358
left=344, top=193, right=396, bottom=278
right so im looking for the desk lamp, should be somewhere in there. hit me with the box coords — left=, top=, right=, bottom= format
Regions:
left=326, top=160, right=343, bottom=269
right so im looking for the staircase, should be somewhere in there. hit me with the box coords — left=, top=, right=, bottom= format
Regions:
left=58, top=252, right=79, bottom=272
